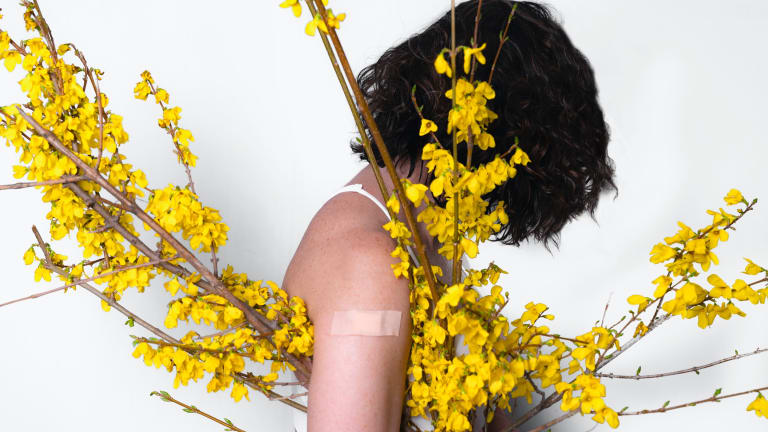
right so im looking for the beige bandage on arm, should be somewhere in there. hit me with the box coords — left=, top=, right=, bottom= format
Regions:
left=329, top=310, right=402, bottom=336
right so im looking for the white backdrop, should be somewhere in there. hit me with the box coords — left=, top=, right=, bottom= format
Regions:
left=1, top=1, right=767, bottom=431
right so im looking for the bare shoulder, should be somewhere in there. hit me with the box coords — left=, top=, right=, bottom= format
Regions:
left=282, top=191, right=410, bottom=325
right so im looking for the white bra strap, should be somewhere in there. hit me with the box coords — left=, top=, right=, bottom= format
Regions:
left=330, top=183, right=392, bottom=221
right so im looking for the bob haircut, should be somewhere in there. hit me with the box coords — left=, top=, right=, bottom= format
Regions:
left=351, top=0, right=617, bottom=247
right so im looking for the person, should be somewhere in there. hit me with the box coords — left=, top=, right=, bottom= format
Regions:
left=281, top=1, right=616, bottom=431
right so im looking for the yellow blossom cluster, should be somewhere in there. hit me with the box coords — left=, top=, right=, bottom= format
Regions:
left=628, top=189, right=766, bottom=329
left=2, top=3, right=315, bottom=408
left=279, top=0, right=345, bottom=37
left=381, top=43, right=626, bottom=430
left=133, top=71, right=197, bottom=168
left=4, top=3, right=766, bottom=430
left=145, top=185, right=229, bottom=253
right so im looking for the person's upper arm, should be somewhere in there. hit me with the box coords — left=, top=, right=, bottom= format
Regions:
left=295, top=228, right=412, bottom=432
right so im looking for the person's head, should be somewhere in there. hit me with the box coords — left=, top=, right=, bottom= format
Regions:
left=352, top=0, right=616, bottom=247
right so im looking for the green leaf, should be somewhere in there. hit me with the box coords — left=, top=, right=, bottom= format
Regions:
left=124, top=317, right=134, bottom=327
left=735, top=349, right=739, bottom=355
left=619, top=406, right=628, bottom=414
left=636, top=366, right=642, bottom=376
left=183, top=408, right=195, bottom=413
left=694, top=369, right=700, bottom=375
left=714, top=388, right=722, bottom=397
left=224, top=419, right=233, bottom=426
left=662, top=400, right=670, bottom=409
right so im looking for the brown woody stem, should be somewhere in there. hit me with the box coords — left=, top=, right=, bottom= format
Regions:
left=150, top=390, right=246, bottom=432
left=596, top=347, right=768, bottom=380
left=0, top=175, right=87, bottom=191
left=0, top=256, right=175, bottom=308
left=619, top=385, right=768, bottom=416
left=312, top=0, right=439, bottom=308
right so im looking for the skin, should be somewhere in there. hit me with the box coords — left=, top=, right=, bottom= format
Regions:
left=283, top=161, right=516, bottom=431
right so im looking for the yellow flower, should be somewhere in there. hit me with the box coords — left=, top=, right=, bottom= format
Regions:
left=476, top=132, right=495, bottom=150
left=34, top=264, right=51, bottom=282
left=305, top=15, right=324, bottom=36
left=744, top=258, right=763, bottom=275
left=279, top=0, right=302, bottom=17
left=723, top=188, right=744, bottom=205
left=460, top=237, right=479, bottom=258
left=231, top=382, right=250, bottom=402
left=3, top=51, right=22, bottom=72
left=162, top=106, right=182, bottom=124
left=23, top=248, right=36, bottom=265
left=434, top=50, right=452, bottom=77
left=419, top=118, right=438, bottom=136
left=405, top=182, right=428, bottom=207
left=154, top=88, right=169, bottom=104
left=325, top=10, right=346, bottom=31
left=511, top=147, right=531, bottom=166
left=386, top=193, right=400, bottom=215
left=649, top=243, right=676, bottom=263
left=12, top=165, right=27, bottom=179
left=462, top=43, right=487, bottom=74
left=305, top=9, right=344, bottom=36
left=651, top=275, right=672, bottom=298
left=747, top=393, right=768, bottom=418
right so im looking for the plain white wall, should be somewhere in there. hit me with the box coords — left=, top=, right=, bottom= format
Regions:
left=1, top=1, right=767, bottom=431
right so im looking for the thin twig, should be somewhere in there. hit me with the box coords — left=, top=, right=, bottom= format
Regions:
left=193, top=322, right=246, bottom=341
left=449, top=0, right=463, bottom=289
left=30, top=227, right=178, bottom=343
left=145, top=79, right=196, bottom=194
left=268, top=391, right=308, bottom=402
left=525, top=374, right=546, bottom=403
left=136, top=337, right=250, bottom=356
left=0, top=256, right=175, bottom=308
left=409, top=90, right=444, bottom=149
left=31, top=225, right=52, bottom=264
left=312, top=0, right=439, bottom=309
left=522, top=410, right=578, bottom=432
left=596, top=347, right=768, bottom=380
left=619, top=385, right=768, bottom=416
left=600, top=292, right=613, bottom=328
left=150, top=390, right=246, bottom=432
left=488, top=5, right=517, bottom=84
left=0, top=175, right=87, bottom=191
left=468, top=0, right=484, bottom=82
left=235, top=372, right=307, bottom=412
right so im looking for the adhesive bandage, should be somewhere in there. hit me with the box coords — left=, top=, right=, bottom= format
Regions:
left=329, top=310, right=402, bottom=336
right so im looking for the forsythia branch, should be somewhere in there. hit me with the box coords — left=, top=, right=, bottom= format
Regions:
left=0, top=175, right=87, bottom=191
left=0, top=255, right=175, bottom=308
left=150, top=390, right=247, bottom=432
left=618, top=385, right=768, bottom=416
left=595, top=347, right=768, bottom=380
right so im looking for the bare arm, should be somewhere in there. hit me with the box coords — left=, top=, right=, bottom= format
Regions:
left=285, top=220, right=412, bottom=432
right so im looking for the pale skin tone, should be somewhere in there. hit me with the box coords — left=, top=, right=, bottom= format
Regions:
left=283, top=161, right=516, bottom=431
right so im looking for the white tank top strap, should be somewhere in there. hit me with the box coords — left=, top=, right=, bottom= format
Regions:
left=329, top=183, right=392, bottom=221
left=330, top=183, right=421, bottom=263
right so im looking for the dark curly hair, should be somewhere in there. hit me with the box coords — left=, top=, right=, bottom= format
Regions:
left=351, top=0, right=616, bottom=246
